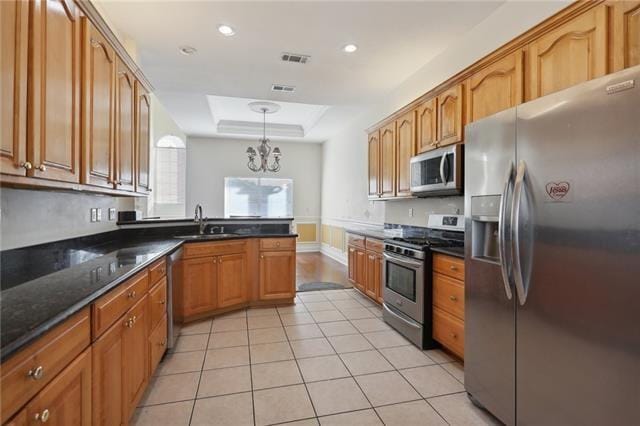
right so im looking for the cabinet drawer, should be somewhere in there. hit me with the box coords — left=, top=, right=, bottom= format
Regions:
left=259, top=238, right=295, bottom=251
left=433, top=273, right=464, bottom=320
left=365, top=238, right=383, bottom=254
left=347, top=233, right=365, bottom=249
left=149, top=277, right=167, bottom=331
left=433, top=254, right=465, bottom=281
left=433, top=307, right=464, bottom=359
left=149, top=314, right=167, bottom=376
left=183, top=240, right=247, bottom=258
left=0, top=308, right=90, bottom=423
left=92, top=271, right=149, bottom=339
left=149, top=258, right=167, bottom=285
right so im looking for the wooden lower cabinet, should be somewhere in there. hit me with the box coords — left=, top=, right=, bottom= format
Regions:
left=122, top=296, right=149, bottom=418
left=354, top=249, right=366, bottom=292
left=217, top=253, right=248, bottom=308
left=259, top=250, right=296, bottom=300
left=149, top=314, right=168, bottom=375
left=181, top=256, right=217, bottom=317
left=365, top=251, right=382, bottom=301
left=432, top=254, right=465, bottom=359
left=348, top=247, right=356, bottom=282
left=25, top=347, right=92, bottom=426
left=347, top=234, right=384, bottom=304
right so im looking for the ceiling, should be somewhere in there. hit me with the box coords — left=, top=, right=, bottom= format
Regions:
left=97, top=1, right=505, bottom=142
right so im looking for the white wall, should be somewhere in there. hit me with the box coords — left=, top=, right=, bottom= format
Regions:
left=321, top=1, right=569, bottom=228
left=186, top=137, right=322, bottom=219
left=0, top=188, right=134, bottom=250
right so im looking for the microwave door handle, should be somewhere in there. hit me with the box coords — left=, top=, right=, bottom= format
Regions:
left=439, top=154, right=447, bottom=185
left=511, top=160, right=529, bottom=305
left=498, top=162, right=514, bottom=300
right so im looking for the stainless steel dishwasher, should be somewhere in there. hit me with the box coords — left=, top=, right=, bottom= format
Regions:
left=166, top=247, right=183, bottom=349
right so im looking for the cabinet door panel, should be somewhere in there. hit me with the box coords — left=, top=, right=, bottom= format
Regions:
left=92, top=318, right=124, bottom=426
left=395, top=111, right=415, bottom=197
left=365, top=252, right=378, bottom=300
left=182, top=257, right=217, bottom=316
left=82, top=19, right=114, bottom=188
left=379, top=123, right=396, bottom=198
left=467, top=51, right=523, bottom=122
left=217, top=253, right=248, bottom=308
left=115, top=60, right=135, bottom=191
left=348, top=247, right=356, bottom=283
left=122, top=296, right=149, bottom=419
left=367, top=130, right=380, bottom=198
left=416, top=97, right=437, bottom=154
left=259, top=251, right=295, bottom=300
left=135, top=83, right=151, bottom=193
left=437, top=84, right=464, bottom=147
left=27, top=348, right=92, bottom=426
left=375, top=254, right=384, bottom=304
left=354, top=249, right=366, bottom=292
left=29, top=0, right=81, bottom=182
left=527, top=5, right=609, bottom=100
left=613, top=1, right=640, bottom=71
left=0, top=0, right=28, bottom=176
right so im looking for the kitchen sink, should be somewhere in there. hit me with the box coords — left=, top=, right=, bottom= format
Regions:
left=174, top=233, right=239, bottom=240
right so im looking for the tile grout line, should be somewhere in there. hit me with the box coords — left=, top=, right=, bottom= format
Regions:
left=187, top=318, right=214, bottom=425
left=244, top=312, right=257, bottom=426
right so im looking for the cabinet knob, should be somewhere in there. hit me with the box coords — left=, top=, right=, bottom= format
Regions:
left=127, top=290, right=136, bottom=299
left=159, top=300, right=166, bottom=305
left=450, top=265, right=458, bottom=271
left=20, top=161, right=33, bottom=170
left=159, top=340, right=166, bottom=347
left=36, top=164, right=46, bottom=172
left=34, top=409, right=50, bottom=423
left=449, top=295, right=457, bottom=301
left=260, top=255, right=264, bottom=259
left=124, top=318, right=134, bottom=328
left=450, top=332, right=457, bottom=339
left=276, top=242, right=280, bottom=247
left=27, top=366, right=44, bottom=380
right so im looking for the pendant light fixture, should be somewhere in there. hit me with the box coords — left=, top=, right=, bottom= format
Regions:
left=246, top=101, right=282, bottom=173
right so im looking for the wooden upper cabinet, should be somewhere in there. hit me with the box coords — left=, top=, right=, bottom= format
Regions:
left=379, top=122, right=396, bottom=198
left=26, top=348, right=92, bottom=426
left=1, top=0, right=28, bottom=176
left=81, top=19, right=115, bottom=188
left=259, top=250, right=296, bottom=300
left=181, top=257, right=217, bottom=317
left=415, top=97, right=437, bottom=154
left=395, top=111, right=415, bottom=197
left=115, top=59, right=135, bottom=191
left=467, top=51, right=524, bottom=122
left=527, top=4, right=609, bottom=100
left=436, top=83, right=464, bottom=147
left=612, top=1, right=640, bottom=71
left=367, top=130, right=380, bottom=198
left=29, top=0, right=82, bottom=182
left=217, top=253, right=248, bottom=308
left=135, top=82, right=151, bottom=193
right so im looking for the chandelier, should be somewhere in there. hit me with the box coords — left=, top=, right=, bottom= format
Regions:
left=246, top=101, right=282, bottom=172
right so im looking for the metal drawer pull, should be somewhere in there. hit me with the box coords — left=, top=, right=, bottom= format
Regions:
left=36, top=164, right=47, bottom=172
left=34, top=409, right=50, bottom=423
left=127, top=290, right=136, bottom=299
left=27, top=366, right=44, bottom=380
left=20, top=161, right=33, bottom=170
left=449, top=295, right=457, bottom=301
left=449, top=265, right=458, bottom=271
left=159, top=300, right=166, bottom=305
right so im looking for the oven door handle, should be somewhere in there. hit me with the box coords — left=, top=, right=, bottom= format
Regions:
left=383, top=303, right=422, bottom=329
left=383, top=252, right=424, bottom=269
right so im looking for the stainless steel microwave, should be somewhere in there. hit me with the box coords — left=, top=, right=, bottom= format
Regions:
left=410, top=144, right=463, bottom=196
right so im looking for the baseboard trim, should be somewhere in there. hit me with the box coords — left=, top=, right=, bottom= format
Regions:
left=320, top=244, right=347, bottom=265
left=296, top=243, right=321, bottom=253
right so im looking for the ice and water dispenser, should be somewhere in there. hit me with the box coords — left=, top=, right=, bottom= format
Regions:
left=470, top=195, right=502, bottom=263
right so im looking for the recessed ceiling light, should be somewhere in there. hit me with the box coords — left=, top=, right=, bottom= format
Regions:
left=343, top=44, right=358, bottom=53
left=179, top=46, right=197, bottom=55
left=218, top=24, right=235, bottom=36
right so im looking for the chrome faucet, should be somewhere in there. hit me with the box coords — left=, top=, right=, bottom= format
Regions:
left=194, top=204, right=207, bottom=234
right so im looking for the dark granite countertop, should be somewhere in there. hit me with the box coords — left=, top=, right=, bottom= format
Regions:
left=118, top=217, right=294, bottom=225
left=431, top=246, right=465, bottom=259
left=1, top=230, right=297, bottom=362
left=343, top=226, right=394, bottom=241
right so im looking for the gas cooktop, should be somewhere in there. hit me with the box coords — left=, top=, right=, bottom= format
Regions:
left=384, top=236, right=463, bottom=250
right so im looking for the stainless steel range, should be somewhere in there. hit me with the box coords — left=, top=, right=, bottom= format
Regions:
left=382, top=214, right=464, bottom=348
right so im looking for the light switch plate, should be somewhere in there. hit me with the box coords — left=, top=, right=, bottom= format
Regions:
left=90, top=208, right=97, bottom=222
left=96, top=208, right=102, bottom=222
left=108, top=208, right=116, bottom=221
left=408, top=208, right=414, bottom=217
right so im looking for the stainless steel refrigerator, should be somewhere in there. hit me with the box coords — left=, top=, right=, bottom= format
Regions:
left=464, top=65, right=640, bottom=425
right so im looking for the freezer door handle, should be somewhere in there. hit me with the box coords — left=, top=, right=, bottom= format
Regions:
left=498, top=162, right=514, bottom=300
left=511, top=160, right=529, bottom=305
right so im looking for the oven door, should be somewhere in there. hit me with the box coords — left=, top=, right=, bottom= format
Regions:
left=382, top=252, right=424, bottom=323
left=410, top=144, right=463, bottom=195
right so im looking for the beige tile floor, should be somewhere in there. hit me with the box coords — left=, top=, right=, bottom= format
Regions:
left=132, top=289, right=498, bottom=426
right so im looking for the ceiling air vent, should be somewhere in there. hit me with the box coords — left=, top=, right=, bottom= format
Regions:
left=271, top=84, right=296, bottom=93
left=281, top=52, right=310, bottom=64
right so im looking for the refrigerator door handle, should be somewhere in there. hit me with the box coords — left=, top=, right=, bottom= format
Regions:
left=511, top=160, right=528, bottom=305
left=498, top=162, right=514, bottom=300
left=439, top=153, right=447, bottom=185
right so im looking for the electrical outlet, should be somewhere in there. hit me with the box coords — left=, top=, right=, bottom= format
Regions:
left=109, top=208, right=116, bottom=221
left=90, top=208, right=97, bottom=222
left=408, top=208, right=414, bottom=217
left=96, top=208, right=102, bottom=222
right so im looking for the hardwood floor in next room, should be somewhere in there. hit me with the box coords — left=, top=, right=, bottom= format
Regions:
left=296, top=253, right=352, bottom=290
